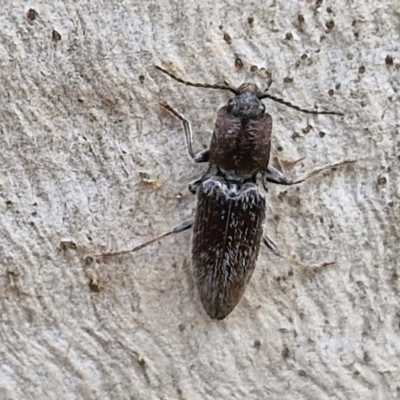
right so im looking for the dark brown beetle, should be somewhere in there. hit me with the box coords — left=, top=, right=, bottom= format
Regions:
left=91, top=66, right=353, bottom=320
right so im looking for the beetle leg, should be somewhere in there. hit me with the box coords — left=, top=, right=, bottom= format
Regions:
left=90, top=220, right=193, bottom=259
left=265, top=159, right=355, bottom=186
left=262, top=236, right=335, bottom=269
left=159, top=102, right=209, bottom=163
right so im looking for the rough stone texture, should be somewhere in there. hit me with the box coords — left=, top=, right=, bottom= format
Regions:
left=0, top=1, right=399, bottom=399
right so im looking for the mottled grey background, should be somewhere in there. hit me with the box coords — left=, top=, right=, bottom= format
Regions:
left=1, top=1, right=399, bottom=399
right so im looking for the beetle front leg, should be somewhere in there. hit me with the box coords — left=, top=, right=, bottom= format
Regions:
left=159, top=101, right=209, bottom=163
left=193, top=149, right=209, bottom=163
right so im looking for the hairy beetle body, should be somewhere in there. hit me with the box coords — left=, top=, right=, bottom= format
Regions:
left=150, top=67, right=350, bottom=320
left=190, top=85, right=273, bottom=319
left=193, top=176, right=266, bottom=319
left=91, top=66, right=352, bottom=320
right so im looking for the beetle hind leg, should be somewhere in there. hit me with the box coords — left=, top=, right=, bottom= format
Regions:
left=262, top=235, right=335, bottom=269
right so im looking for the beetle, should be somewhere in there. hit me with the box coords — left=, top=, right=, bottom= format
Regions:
left=91, top=66, right=354, bottom=320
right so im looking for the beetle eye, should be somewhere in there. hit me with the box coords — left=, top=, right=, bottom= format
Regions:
left=259, top=102, right=265, bottom=112
left=226, top=101, right=234, bottom=113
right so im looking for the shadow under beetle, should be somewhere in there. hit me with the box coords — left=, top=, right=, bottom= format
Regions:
left=92, top=66, right=354, bottom=320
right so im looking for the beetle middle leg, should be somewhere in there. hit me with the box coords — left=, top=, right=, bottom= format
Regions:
left=265, top=159, right=355, bottom=187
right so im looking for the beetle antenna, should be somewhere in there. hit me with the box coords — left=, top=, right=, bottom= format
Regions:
left=258, top=92, right=344, bottom=116
left=155, top=65, right=239, bottom=95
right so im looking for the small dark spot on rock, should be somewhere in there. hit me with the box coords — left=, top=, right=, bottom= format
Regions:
left=319, top=131, right=326, bottom=138
left=377, top=176, right=387, bottom=185
left=253, top=339, right=261, bottom=349
left=292, top=132, right=300, bottom=140
left=89, top=277, right=101, bottom=292
left=138, top=358, right=146, bottom=368
left=385, top=55, right=394, bottom=65
left=85, top=256, right=94, bottom=265
left=223, top=32, right=232, bottom=44
left=139, top=75, right=145, bottom=84
left=328, top=89, right=334, bottom=96
left=325, top=20, right=335, bottom=30
left=247, top=17, right=254, bottom=26
left=52, top=29, right=61, bottom=42
left=335, top=83, right=341, bottom=90
left=27, top=8, right=38, bottom=22
left=250, top=65, right=258, bottom=72
left=60, top=240, right=77, bottom=251
left=363, top=352, right=371, bottom=363
left=283, top=77, right=294, bottom=83
left=235, top=57, right=244, bottom=70
left=359, top=65, right=366, bottom=74
left=282, top=346, right=290, bottom=358
left=285, top=32, right=293, bottom=40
